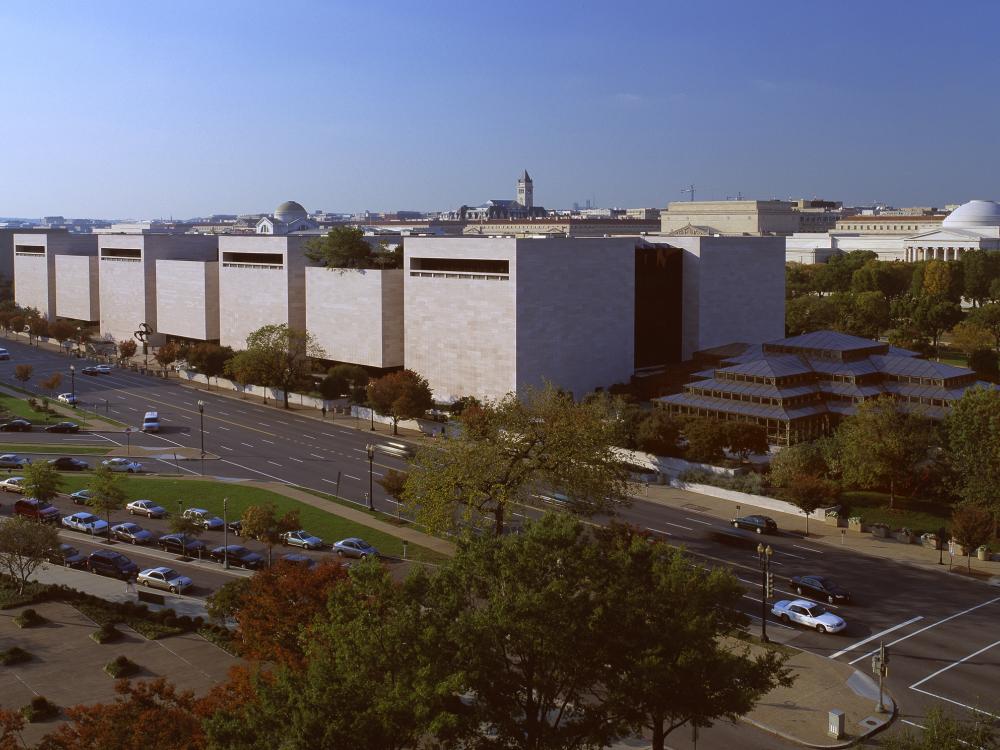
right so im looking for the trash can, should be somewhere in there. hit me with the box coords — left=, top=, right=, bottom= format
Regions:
left=977, top=546, right=989, bottom=561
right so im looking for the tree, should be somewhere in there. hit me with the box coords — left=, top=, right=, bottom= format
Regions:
left=377, top=468, right=408, bottom=499
left=960, top=249, right=999, bottom=307
left=36, top=678, right=204, bottom=750
left=186, top=343, right=234, bottom=389
left=20, top=461, right=62, bottom=505
left=635, top=409, right=681, bottom=456
left=46, top=319, right=76, bottom=342
left=946, top=387, right=1000, bottom=531
left=836, top=397, right=935, bottom=508
left=240, top=502, right=300, bottom=567
left=117, top=338, right=137, bottom=364
left=968, top=348, right=999, bottom=379
left=304, top=226, right=403, bottom=270
left=367, top=369, right=434, bottom=435
left=40, top=372, right=63, bottom=398
left=680, top=417, right=729, bottom=464
left=768, top=441, right=829, bottom=489
left=0, top=707, right=25, bottom=750
left=28, top=317, right=48, bottom=339
left=318, top=372, right=344, bottom=400
left=223, top=349, right=261, bottom=399
left=13, top=363, right=32, bottom=386
left=87, top=465, right=127, bottom=542
left=912, top=296, right=962, bottom=349
left=595, top=525, right=792, bottom=750
left=723, top=422, right=768, bottom=461
left=241, top=324, right=326, bottom=409
left=921, top=259, right=959, bottom=300
left=882, top=706, right=998, bottom=749
left=0, top=515, right=59, bottom=594
left=948, top=320, right=993, bottom=357
left=850, top=291, right=891, bottom=339
left=950, top=505, right=993, bottom=572
left=785, top=295, right=837, bottom=336
left=403, top=385, right=629, bottom=536
left=233, top=559, right=347, bottom=666
left=168, top=513, right=204, bottom=551
left=969, top=303, right=1000, bottom=350
left=153, top=341, right=180, bottom=377
left=327, top=363, right=371, bottom=404
left=784, top=476, right=840, bottom=536
left=205, top=577, right=251, bottom=626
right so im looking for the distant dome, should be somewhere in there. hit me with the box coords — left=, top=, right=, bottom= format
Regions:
left=274, top=200, right=307, bottom=222
left=942, top=200, right=1000, bottom=228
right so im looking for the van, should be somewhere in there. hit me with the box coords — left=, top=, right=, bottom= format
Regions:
left=87, top=549, right=138, bottom=580
left=379, top=441, right=414, bottom=459
left=142, top=411, right=160, bottom=432
left=14, top=497, right=60, bottom=523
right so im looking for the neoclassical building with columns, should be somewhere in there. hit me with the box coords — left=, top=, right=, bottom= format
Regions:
left=902, top=200, right=1000, bottom=262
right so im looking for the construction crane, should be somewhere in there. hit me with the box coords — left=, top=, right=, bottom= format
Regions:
left=681, top=184, right=697, bottom=201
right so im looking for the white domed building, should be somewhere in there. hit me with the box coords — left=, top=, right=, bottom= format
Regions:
left=256, top=200, right=317, bottom=235
left=903, top=199, right=1000, bottom=261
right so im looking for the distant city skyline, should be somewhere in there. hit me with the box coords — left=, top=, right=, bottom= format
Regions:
left=2, top=0, right=999, bottom=217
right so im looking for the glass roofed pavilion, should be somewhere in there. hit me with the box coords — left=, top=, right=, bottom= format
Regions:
left=658, top=330, right=992, bottom=446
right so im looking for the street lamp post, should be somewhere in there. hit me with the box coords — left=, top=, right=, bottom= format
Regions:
left=757, top=543, right=773, bottom=643
left=69, top=365, right=75, bottom=404
left=365, top=443, right=375, bottom=511
left=222, top=497, right=230, bottom=569
left=197, top=400, right=205, bottom=475
left=370, top=406, right=375, bottom=431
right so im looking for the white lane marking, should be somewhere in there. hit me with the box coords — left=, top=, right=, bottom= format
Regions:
left=219, top=459, right=290, bottom=485
left=352, top=448, right=366, bottom=454
left=792, top=544, right=822, bottom=553
left=288, top=457, right=303, bottom=463
left=909, top=686, right=1000, bottom=720
left=911, top=640, right=1000, bottom=690
left=685, top=517, right=713, bottom=526
left=309, top=453, right=324, bottom=459
left=217, top=426, right=230, bottom=431
left=219, top=445, right=233, bottom=451
left=257, top=422, right=271, bottom=428
left=322, top=432, right=338, bottom=438
left=738, top=576, right=840, bottom=609
left=240, top=442, right=253, bottom=448
left=344, top=474, right=360, bottom=481
left=127, top=407, right=139, bottom=412
left=849, top=596, right=1000, bottom=665
left=646, top=527, right=674, bottom=537
left=267, top=460, right=282, bottom=467
left=261, top=438, right=275, bottom=444
left=829, top=617, right=923, bottom=659
left=775, top=550, right=806, bottom=559
left=658, top=520, right=694, bottom=531
left=218, top=411, right=231, bottom=416
left=321, top=478, right=337, bottom=485
left=900, top=720, right=924, bottom=730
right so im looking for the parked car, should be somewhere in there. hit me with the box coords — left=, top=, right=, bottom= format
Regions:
left=14, top=497, right=60, bottom=522
left=157, top=533, right=206, bottom=556
left=137, top=567, right=192, bottom=594
left=126, top=499, right=167, bottom=518
left=0, top=454, right=30, bottom=469
left=209, top=545, right=264, bottom=569
left=87, top=549, right=138, bottom=580
left=226, top=519, right=243, bottom=536
left=70, top=489, right=92, bottom=505
left=48, top=456, right=89, bottom=471
left=0, top=348, right=9, bottom=360
left=56, top=393, right=78, bottom=405
left=81, top=366, right=99, bottom=376
left=182, top=508, right=224, bottom=530
left=332, top=537, right=379, bottom=559
left=731, top=515, right=778, bottom=534
left=789, top=575, right=852, bottom=604
left=45, top=421, right=80, bottom=433
left=0, top=419, right=32, bottom=432
left=280, top=529, right=324, bottom=550
left=61, top=512, right=109, bottom=535
left=279, top=553, right=317, bottom=569
left=771, top=599, right=846, bottom=634
left=102, top=458, right=143, bottom=473
left=111, top=522, right=154, bottom=545
left=0, top=476, right=25, bottom=493
left=46, top=543, right=88, bottom=569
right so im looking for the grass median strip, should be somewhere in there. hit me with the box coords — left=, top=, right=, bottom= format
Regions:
left=56, top=475, right=448, bottom=564
left=0, top=442, right=112, bottom=455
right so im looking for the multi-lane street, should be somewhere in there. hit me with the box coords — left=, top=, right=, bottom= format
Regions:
left=1, top=337, right=998, bottom=745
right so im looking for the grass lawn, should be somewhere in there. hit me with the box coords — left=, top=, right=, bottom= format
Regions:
left=0, top=442, right=111, bottom=455
left=0, top=391, right=84, bottom=425
left=841, top=490, right=952, bottom=535
left=56, top=475, right=448, bottom=564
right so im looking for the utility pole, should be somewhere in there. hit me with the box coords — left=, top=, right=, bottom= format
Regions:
left=757, top=543, right=773, bottom=643
left=872, top=642, right=889, bottom=713
left=681, top=184, right=697, bottom=201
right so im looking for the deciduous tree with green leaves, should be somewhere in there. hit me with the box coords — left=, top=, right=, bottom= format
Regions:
left=0, top=515, right=60, bottom=594
left=153, top=341, right=181, bottom=377
left=366, top=369, right=433, bottom=435
left=635, top=408, right=681, bottom=456
left=20, top=461, right=62, bottom=505
left=238, top=324, right=326, bottom=409
left=723, top=422, right=769, bottom=461
left=949, top=505, right=993, bottom=571
left=403, top=384, right=629, bottom=536
left=87, top=465, right=128, bottom=542
left=945, top=386, right=1000, bottom=532
left=784, top=475, right=840, bottom=536
left=240, top=503, right=300, bottom=567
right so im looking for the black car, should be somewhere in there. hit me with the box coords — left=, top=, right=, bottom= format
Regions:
left=87, top=549, right=139, bottom=580
left=226, top=519, right=243, bottom=537
left=48, top=456, right=89, bottom=471
left=46, top=543, right=88, bottom=569
left=45, top=421, right=80, bottom=433
left=210, top=545, right=264, bottom=569
left=0, top=419, right=32, bottom=432
left=278, top=553, right=317, bottom=569
left=157, top=533, right=206, bottom=556
left=731, top=515, right=778, bottom=534
left=789, top=575, right=851, bottom=604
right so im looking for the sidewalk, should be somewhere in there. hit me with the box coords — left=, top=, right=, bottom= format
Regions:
left=634, top=482, right=1000, bottom=583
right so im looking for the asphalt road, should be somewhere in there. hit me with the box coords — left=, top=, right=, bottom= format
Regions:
left=1, top=338, right=998, bottom=746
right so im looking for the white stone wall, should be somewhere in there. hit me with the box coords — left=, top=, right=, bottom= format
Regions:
left=305, top=268, right=403, bottom=367
left=672, top=236, right=786, bottom=359
left=98, top=255, right=146, bottom=343
left=13, top=248, right=51, bottom=318
left=156, top=260, right=219, bottom=341
left=515, top=237, right=635, bottom=398
left=55, top=255, right=99, bottom=321
left=404, top=237, right=518, bottom=401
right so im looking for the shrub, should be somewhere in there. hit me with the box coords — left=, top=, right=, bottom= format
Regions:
left=22, top=696, right=58, bottom=723
left=164, top=615, right=181, bottom=629
left=91, top=622, right=121, bottom=644
left=104, top=655, right=139, bottom=678
left=14, top=608, right=46, bottom=628
left=0, top=646, right=32, bottom=665
left=678, top=469, right=769, bottom=496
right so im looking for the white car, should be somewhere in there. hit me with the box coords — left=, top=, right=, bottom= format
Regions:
left=0, top=476, right=25, bottom=493
left=126, top=499, right=167, bottom=518
left=281, top=529, right=324, bottom=550
left=0, top=454, right=30, bottom=469
left=93, top=365, right=112, bottom=375
left=61, top=512, right=109, bottom=535
left=102, top=458, right=143, bottom=473
left=137, top=566, right=192, bottom=594
left=771, top=599, right=846, bottom=634
left=57, top=393, right=79, bottom=405
left=183, top=508, right=224, bottom=530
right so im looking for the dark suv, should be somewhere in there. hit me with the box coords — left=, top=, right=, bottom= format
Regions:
left=87, top=549, right=138, bottom=580
left=14, top=497, right=60, bottom=523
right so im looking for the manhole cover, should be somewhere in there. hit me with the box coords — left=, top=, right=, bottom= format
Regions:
left=860, top=717, right=881, bottom=728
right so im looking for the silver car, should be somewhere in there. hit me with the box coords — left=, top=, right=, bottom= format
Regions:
left=111, top=522, right=154, bottom=545
left=281, top=529, right=324, bottom=550
left=0, top=476, right=25, bottom=493
left=126, top=499, right=167, bottom=518
left=137, top=567, right=192, bottom=594
left=332, top=537, right=379, bottom=559
left=0, top=454, right=30, bottom=469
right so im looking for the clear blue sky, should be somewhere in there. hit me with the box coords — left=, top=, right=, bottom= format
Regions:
left=2, top=0, right=998, bottom=218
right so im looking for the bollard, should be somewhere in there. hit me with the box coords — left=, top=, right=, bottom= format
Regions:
left=402, top=540, right=408, bottom=560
